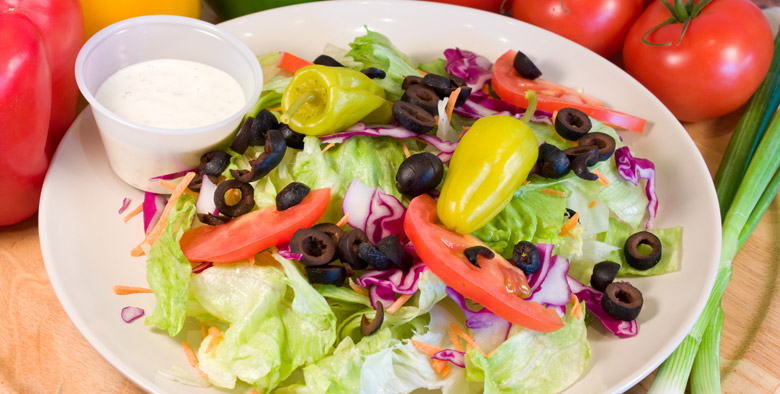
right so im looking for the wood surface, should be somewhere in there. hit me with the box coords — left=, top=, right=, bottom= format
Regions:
left=2, top=1, right=780, bottom=393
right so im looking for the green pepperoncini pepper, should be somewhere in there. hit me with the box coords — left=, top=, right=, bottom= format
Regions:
left=280, top=65, right=392, bottom=136
left=437, top=115, right=539, bottom=234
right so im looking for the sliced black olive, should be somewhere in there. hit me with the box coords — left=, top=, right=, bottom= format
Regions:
left=249, top=109, right=279, bottom=146
left=280, top=123, right=305, bottom=150
left=290, top=228, right=337, bottom=267
left=313, top=54, right=344, bottom=67
left=452, top=86, right=472, bottom=107
left=214, top=179, right=255, bottom=217
left=395, top=152, right=444, bottom=198
left=512, top=241, right=540, bottom=274
left=361, top=302, right=384, bottom=336
left=305, top=265, right=347, bottom=286
left=231, top=129, right=287, bottom=182
left=188, top=173, right=204, bottom=192
left=196, top=212, right=231, bottom=226
left=564, top=208, right=578, bottom=221
left=512, top=50, right=542, bottom=80
left=563, top=145, right=599, bottom=167
left=570, top=151, right=599, bottom=181
left=538, top=143, right=570, bottom=178
left=361, top=67, right=386, bottom=79
left=578, top=132, right=616, bottom=162
left=312, top=223, right=345, bottom=248
left=601, top=282, right=643, bottom=321
left=590, top=261, right=621, bottom=292
left=230, top=117, right=254, bottom=154
left=624, top=231, right=662, bottom=270
left=402, top=75, right=423, bottom=90
left=392, top=101, right=436, bottom=134
left=376, top=235, right=413, bottom=271
left=357, top=242, right=393, bottom=271
left=200, top=150, right=231, bottom=177
left=463, top=246, right=494, bottom=268
left=401, top=84, right=440, bottom=116
left=422, top=73, right=453, bottom=98
left=276, top=182, right=310, bottom=211
left=555, top=108, right=592, bottom=141
left=338, top=229, right=370, bottom=270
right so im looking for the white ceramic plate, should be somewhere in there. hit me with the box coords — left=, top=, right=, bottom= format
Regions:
left=40, top=1, right=721, bottom=393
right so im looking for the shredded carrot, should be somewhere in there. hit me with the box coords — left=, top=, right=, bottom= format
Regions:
left=450, top=323, right=485, bottom=357
left=445, top=87, right=461, bottom=121
left=348, top=278, right=369, bottom=297
left=430, top=359, right=450, bottom=377
left=448, top=328, right=463, bottom=352
left=552, top=110, right=559, bottom=125
left=401, top=139, right=411, bottom=158
left=267, top=106, right=282, bottom=112
left=570, top=294, right=582, bottom=320
left=336, top=213, right=350, bottom=228
left=206, top=327, right=223, bottom=353
left=386, top=293, right=412, bottom=314
left=182, top=340, right=207, bottom=378
left=487, top=347, right=499, bottom=358
left=416, top=69, right=427, bottom=76
left=593, top=169, right=609, bottom=186
left=541, top=188, right=567, bottom=198
left=321, top=142, right=336, bottom=153
left=588, top=200, right=598, bottom=209
left=112, top=285, right=153, bottom=295
left=201, top=323, right=208, bottom=340
left=159, top=179, right=198, bottom=197
left=558, top=212, right=580, bottom=237
left=248, top=254, right=256, bottom=267
left=481, top=84, right=491, bottom=95
left=523, top=180, right=531, bottom=185
left=248, top=390, right=259, bottom=394
left=122, top=203, right=144, bottom=223
left=131, top=172, right=196, bottom=256
left=410, top=340, right=445, bottom=357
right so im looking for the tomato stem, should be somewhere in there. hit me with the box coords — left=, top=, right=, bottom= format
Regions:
left=642, top=0, right=713, bottom=47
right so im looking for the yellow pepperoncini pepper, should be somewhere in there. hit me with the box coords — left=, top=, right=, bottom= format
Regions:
left=79, top=0, right=201, bottom=40
left=437, top=115, right=539, bottom=234
left=280, top=65, right=392, bottom=136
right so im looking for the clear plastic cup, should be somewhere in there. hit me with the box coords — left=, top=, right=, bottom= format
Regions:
left=75, top=15, right=262, bottom=193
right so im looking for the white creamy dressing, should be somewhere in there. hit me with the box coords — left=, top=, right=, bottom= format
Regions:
left=95, top=59, right=246, bottom=129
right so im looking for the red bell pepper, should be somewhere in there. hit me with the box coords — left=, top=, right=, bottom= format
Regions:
left=0, top=0, right=83, bottom=225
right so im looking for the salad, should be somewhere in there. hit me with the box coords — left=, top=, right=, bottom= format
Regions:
left=119, top=28, right=682, bottom=393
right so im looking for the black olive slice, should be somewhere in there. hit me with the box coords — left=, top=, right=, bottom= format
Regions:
left=563, top=145, right=599, bottom=167
left=395, top=152, right=444, bottom=198
left=463, top=246, right=494, bottom=268
left=338, top=229, right=370, bottom=270
left=512, top=241, right=540, bottom=274
left=188, top=173, right=204, bottom=192
left=392, top=101, right=436, bottom=134
left=312, top=223, right=345, bottom=248
left=590, top=261, right=621, bottom=292
left=402, top=75, right=423, bottom=90
left=230, top=117, right=254, bottom=154
left=452, top=86, right=472, bottom=107
left=357, top=243, right=393, bottom=271
left=570, top=151, right=599, bottom=181
left=305, top=265, right=347, bottom=286
left=564, top=208, right=579, bottom=221
left=624, top=231, right=662, bottom=270
left=280, top=123, right=305, bottom=150
left=376, top=235, right=413, bottom=271
left=361, top=67, right=386, bottom=79
left=276, top=182, right=310, bottom=211
left=578, top=132, right=616, bottom=162
left=200, top=150, right=231, bottom=177
left=290, top=228, right=337, bottom=267
left=422, top=73, right=453, bottom=98
left=231, top=129, right=287, bottom=182
left=313, top=54, right=344, bottom=68
left=361, top=301, right=384, bottom=336
left=196, top=212, right=231, bottom=226
left=601, top=282, right=643, bottom=321
left=249, top=109, right=279, bottom=146
left=538, top=143, right=570, bottom=179
left=555, top=108, right=592, bottom=141
left=214, top=179, right=255, bottom=217
left=401, top=84, right=440, bottom=116
left=512, top=50, right=542, bottom=80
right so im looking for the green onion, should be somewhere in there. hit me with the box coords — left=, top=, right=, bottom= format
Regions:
left=690, top=307, right=724, bottom=393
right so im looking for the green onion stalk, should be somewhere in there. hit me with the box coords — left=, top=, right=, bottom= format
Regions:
left=648, top=31, right=780, bottom=393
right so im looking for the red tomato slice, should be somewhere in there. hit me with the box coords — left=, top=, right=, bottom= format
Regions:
left=491, top=50, right=646, bottom=132
left=180, top=188, right=330, bottom=263
left=404, top=194, right=564, bottom=333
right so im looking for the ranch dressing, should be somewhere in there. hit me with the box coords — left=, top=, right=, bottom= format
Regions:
left=95, top=59, right=246, bottom=129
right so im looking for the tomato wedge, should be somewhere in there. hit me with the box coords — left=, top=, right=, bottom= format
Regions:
left=491, top=50, right=646, bottom=132
left=180, top=188, right=330, bottom=263
left=404, top=194, right=564, bottom=333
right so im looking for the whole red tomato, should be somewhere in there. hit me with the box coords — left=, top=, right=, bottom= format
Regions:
left=511, top=0, right=645, bottom=58
left=424, top=0, right=509, bottom=13
left=623, top=0, right=772, bottom=122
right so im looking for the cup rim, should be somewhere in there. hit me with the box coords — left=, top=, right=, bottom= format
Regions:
left=75, top=14, right=263, bottom=136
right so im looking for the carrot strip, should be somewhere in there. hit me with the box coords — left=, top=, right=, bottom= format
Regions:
left=267, top=106, right=283, bottom=112
left=122, top=203, right=144, bottom=223
left=112, top=285, right=153, bottom=295
left=348, top=278, right=369, bottom=297
left=440, top=363, right=451, bottom=378
left=386, top=294, right=412, bottom=314
left=336, top=213, right=350, bottom=228
left=131, top=172, right=196, bottom=256
left=410, top=340, right=445, bottom=357
left=481, top=84, right=491, bottom=95
left=206, top=327, right=223, bottom=353
left=248, top=254, right=256, bottom=267
left=182, top=340, right=207, bottom=378
left=445, top=87, right=461, bottom=121
left=558, top=212, right=580, bottom=237
left=321, top=142, right=336, bottom=153
left=248, top=390, right=259, bottom=394
left=448, top=328, right=463, bottom=352
left=593, top=169, right=609, bottom=186
left=159, top=179, right=198, bottom=197
left=430, top=359, right=450, bottom=377
left=401, top=139, right=411, bottom=158
left=541, top=188, right=567, bottom=197
left=570, top=294, right=582, bottom=320
left=588, top=200, right=598, bottom=209
left=417, top=69, right=427, bottom=76
left=450, top=323, right=485, bottom=357
left=201, top=323, right=207, bottom=340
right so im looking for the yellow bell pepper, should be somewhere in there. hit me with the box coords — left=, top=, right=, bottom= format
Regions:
left=80, top=0, right=201, bottom=40
left=280, top=65, right=392, bottom=136
left=437, top=115, right=539, bottom=234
